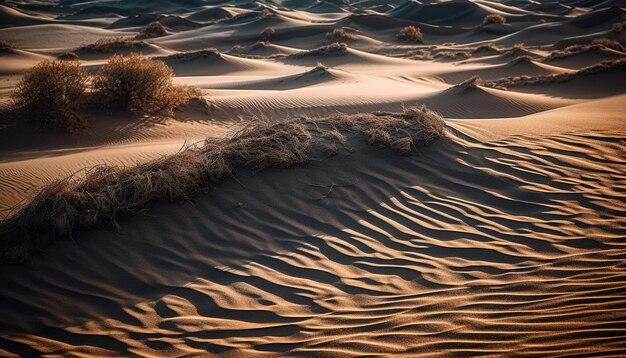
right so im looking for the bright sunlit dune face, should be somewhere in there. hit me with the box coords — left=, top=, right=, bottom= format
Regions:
left=0, top=0, right=625, bottom=356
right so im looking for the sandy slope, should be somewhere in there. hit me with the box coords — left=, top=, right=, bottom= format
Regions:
left=0, top=0, right=625, bottom=356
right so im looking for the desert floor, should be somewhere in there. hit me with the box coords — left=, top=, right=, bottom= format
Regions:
left=1, top=0, right=626, bottom=356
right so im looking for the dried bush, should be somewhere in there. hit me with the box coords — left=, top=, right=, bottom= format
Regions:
left=325, top=28, right=358, bottom=43
left=93, top=54, right=197, bottom=115
left=156, top=48, right=221, bottom=62
left=612, top=20, right=625, bottom=33
left=407, top=49, right=432, bottom=60
left=0, top=106, right=446, bottom=261
left=436, top=51, right=471, bottom=60
left=451, top=76, right=482, bottom=93
left=591, top=38, right=625, bottom=52
left=261, top=26, right=276, bottom=41
left=0, top=40, right=17, bottom=54
left=396, top=26, right=423, bottom=43
left=12, top=59, right=88, bottom=133
left=76, top=37, right=148, bottom=54
left=135, top=21, right=169, bottom=40
left=483, top=14, right=505, bottom=25
left=544, top=39, right=625, bottom=61
left=289, top=42, right=349, bottom=58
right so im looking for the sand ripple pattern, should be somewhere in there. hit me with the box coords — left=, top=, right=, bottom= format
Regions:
left=1, top=130, right=625, bottom=356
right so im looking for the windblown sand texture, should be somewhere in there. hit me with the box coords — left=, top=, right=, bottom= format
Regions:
left=1, top=0, right=625, bottom=356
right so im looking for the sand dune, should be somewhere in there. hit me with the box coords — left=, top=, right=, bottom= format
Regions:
left=0, top=0, right=625, bottom=356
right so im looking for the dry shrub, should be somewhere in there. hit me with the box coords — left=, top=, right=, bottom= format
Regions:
left=325, top=28, right=358, bottom=43
left=135, top=21, right=169, bottom=40
left=451, top=76, right=482, bottom=92
left=406, top=49, right=432, bottom=60
left=289, top=42, right=349, bottom=58
left=12, top=59, right=88, bottom=133
left=0, top=106, right=446, bottom=261
left=0, top=40, right=17, bottom=54
left=93, top=54, right=197, bottom=115
left=483, top=14, right=505, bottom=25
left=261, top=27, right=276, bottom=41
left=156, top=48, right=221, bottom=62
left=483, top=58, right=626, bottom=88
left=591, top=38, right=625, bottom=52
left=76, top=37, right=148, bottom=54
left=612, top=20, right=625, bottom=33
left=472, top=44, right=500, bottom=55
left=436, top=50, right=471, bottom=60
left=396, top=26, right=423, bottom=43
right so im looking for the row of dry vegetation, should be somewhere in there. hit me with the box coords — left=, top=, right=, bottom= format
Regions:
left=0, top=106, right=446, bottom=262
left=11, top=54, right=197, bottom=133
left=481, top=58, right=626, bottom=88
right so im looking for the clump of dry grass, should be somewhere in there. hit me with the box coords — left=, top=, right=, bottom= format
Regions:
left=76, top=37, right=148, bottom=54
left=396, top=26, right=423, bottom=43
left=0, top=106, right=446, bottom=261
left=0, top=40, right=17, bottom=54
left=406, top=49, right=432, bottom=60
left=261, top=27, right=276, bottom=41
left=11, top=59, right=88, bottom=133
left=325, top=28, right=358, bottom=43
left=135, top=21, right=169, bottom=40
left=436, top=50, right=471, bottom=60
left=156, top=48, right=221, bottom=62
left=472, top=44, right=500, bottom=56
left=450, top=76, right=482, bottom=93
left=289, top=42, right=349, bottom=58
left=544, top=39, right=625, bottom=61
left=483, top=58, right=626, bottom=88
left=93, top=54, right=197, bottom=115
left=483, top=14, right=505, bottom=25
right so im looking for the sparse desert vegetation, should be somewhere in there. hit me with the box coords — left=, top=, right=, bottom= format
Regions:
left=0, top=106, right=445, bottom=261
left=396, top=26, right=423, bottom=43
left=261, top=27, right=276, bottom=41
left=483, top=14, right=506, bottom=25
left=93, top=54, right=197, bottom=114
left=325, top=28, right=358, bottom=43
left=289, top=42, right=349, bottom=58
left=436, top=50, right=471, bottom=60
left=544, top=38, right=625, bottom=61
left=0, top=40, right=17, bottom=54
left=11, top=59, right=88, bottom=133
left=76, top=37, right=148, bottom=54
left=135, top=21, right=169, bottom=40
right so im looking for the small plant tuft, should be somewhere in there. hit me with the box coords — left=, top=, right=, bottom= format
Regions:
left=135, top=21, right=169, bottom=40
left=396, top=26, right=423, bottom=43
left=325, top=28, right=358, bottom=43
left=483, top=14, right=505, bottom=25
left=261, top=27, right=276, bottom=41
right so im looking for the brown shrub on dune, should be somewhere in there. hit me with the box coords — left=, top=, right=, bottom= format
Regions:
left=396, top=26, right=423, bottom=43
left=436, top=50, right=471, bottom=60
left=450, top=76, right=482, bottom=92
left=11, top=59, right=88, bottom=133
left=76, top=37, right=148, bottom=54
left=156, top=48, right=221, bottom=62
left=483, top=14, right=505, bottom=25
left=289, top=42, right=349, bottom=58
left=483, top=58, right=626, bottom=88
left=591, top=38, right=625, bottom=52
left=0, top=40, right=17, bottom=54
left=261, top=26, right=276, bottom=41
left=93, top=54, right=198, bottom=115
left=325, top=28, right=358, bottom=43
left=135, top=21, right=169, bottom=40
left=0, top=106, right=446, bottom=261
